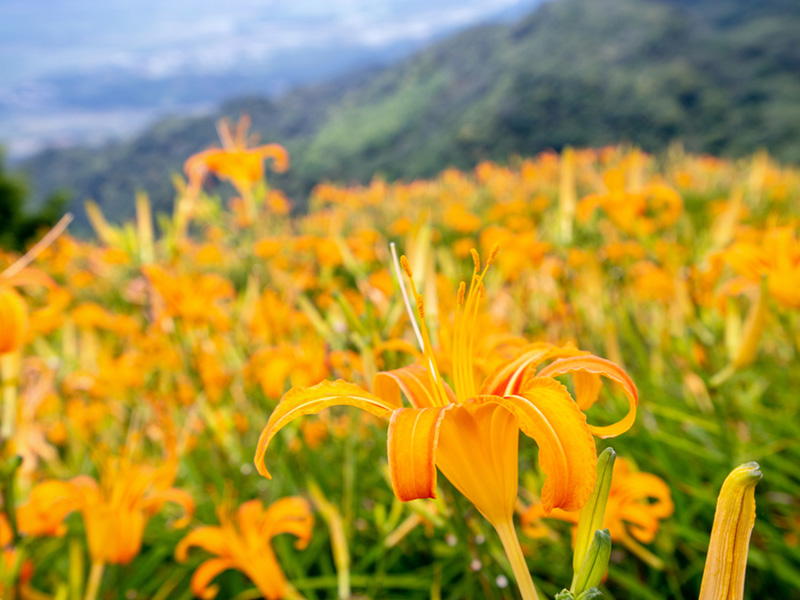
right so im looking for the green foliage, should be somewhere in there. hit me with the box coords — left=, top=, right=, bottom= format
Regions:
left=0, top=149, right=68, bottom=250
left=17, top=0, right=800, bottom=229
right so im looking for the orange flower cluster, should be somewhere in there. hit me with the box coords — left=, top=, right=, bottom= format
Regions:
left=0, top=117, right=790, bottom=598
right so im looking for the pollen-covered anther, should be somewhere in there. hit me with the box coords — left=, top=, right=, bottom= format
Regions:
left=457, top=281, right=466, bottom=305
left=416, top=294, right=426, bottom=319
left=399, top=255, right=414, bottom=279
left=471, top=249, right=481, bottom=273
left=486, top=244, right=500, bottom=268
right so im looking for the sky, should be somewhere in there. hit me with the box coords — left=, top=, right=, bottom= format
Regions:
left=0, top=0, right=538, bottom=84
left=0, top=0, right=542, bottom=156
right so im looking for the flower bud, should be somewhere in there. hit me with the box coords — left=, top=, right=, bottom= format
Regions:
left=573, top=448, right=616, bottom=572
left=573, top=529, right=611, bottom=595
left=699, top=462, right=761, bottom=600
left=732, top=279, right=768, bottom=369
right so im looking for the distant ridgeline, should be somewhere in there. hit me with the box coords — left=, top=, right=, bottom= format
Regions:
left=20, top=0, right=800, bottom=230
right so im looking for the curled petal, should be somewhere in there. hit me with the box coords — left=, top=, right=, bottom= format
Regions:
left=142, top=487, right=195, bottom=529
left=190, top=557, right=236, bottom=600
left=502, top=377, right=597, bottom=513
left=374, top=365, right=452, bottom=409
left=175, top=527, right=229, bottom=562
left=573, top=370, right=603, bottom=412
left=387, top=406, right=450, bottom=501
left=262, top=497, right=314, bottom=549
left=255, top=380, right=396, bottom=478
left=257, top=144, right=290, bottom=173
left=479, top=344, right=557, bottom=396
left=17, top=480, right=84, bottom=537
left=537, top=355, right=638, bottom=438
left=1, top=267, right=57, bottom=290
left=184, top=150, right=212, bottom=179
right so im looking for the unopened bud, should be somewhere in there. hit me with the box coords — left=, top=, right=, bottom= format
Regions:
left=573, top=448, right=616, bottom=572
left=573, top=529, right=611, bottom=595
left=699, top=462, right=762, bottom=600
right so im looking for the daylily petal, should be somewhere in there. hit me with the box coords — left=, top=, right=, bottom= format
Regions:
left=434, top=397, right=520, bottom=526
left=17, top=480, right=84, bottom=537
left=255, top=380, right=396, bottom=478
left=190, top=557, right=237, bottom=600
left=479, top=344, right=588, bottom=397
left=501, top=377, right=597, bottom=513
left=256, top=144, right=290, bottom=173
left=387, top=406, right=450, bottom=501
left=479, top=344, right=554, bottom=396
left=0, top=288, right=29, bottom=354
left=521, top=503, right=579, bottom=538
left=537, top=355, right=638, bottom=438
left=0, top=267, right=57, bottom=290
left=374, top=365, right=452, bottom=409
left=573, top=370, right=603, bottom=411
left=175, top=526, right=229, bottom=562
left=142, top=487, right=195, bottom=529
left=244, top=549, right=288, bottom=600
left=262, top=497, right=314, bottom=549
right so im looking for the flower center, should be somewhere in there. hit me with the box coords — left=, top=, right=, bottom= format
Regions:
left=393, top=244, right=498, bottom=405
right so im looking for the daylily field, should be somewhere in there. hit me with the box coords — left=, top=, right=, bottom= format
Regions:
left=0, top=118, right=799, bottom=599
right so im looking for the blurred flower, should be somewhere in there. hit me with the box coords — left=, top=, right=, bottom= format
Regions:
left=144, top=265, right=234, bottom=331
left=18, top=455, right=193, bottom=565
left=522, top=457, right=673, bottom=551
left=0, top=268, right=54, bottom=355
left=184, top=116, right=289, bottom=197
left=578, top=167, right=682, bottom=235
left=177, top=497, right=312, bottom=600
left=722, top=226, right=800, bottom=309
left=0, top=287, right=27, bottom=355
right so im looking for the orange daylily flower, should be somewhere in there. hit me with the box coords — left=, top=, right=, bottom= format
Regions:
left=578, top=168, right=682, bottom=235
left=722, top=226, right=800, bottom=309
left=521, top=457, right=673, bottom=549
left=255, top=248, right=637, bottom=599
left=184, top=116, right=289, bottom=197
left=0, top=286, right=27, bottom=355
left=176, top=497, right=313, bottom=600
left=0, top=267, right=55, bottom=354
left=18, top=455, right=193, bottom=565
left=143, top=265, right=234, bottom=331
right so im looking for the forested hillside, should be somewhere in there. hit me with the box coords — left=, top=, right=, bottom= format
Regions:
left=20, top=0, right=800, bottom=228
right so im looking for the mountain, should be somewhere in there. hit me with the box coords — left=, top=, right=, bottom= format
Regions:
left=0, top=0, right=542, bottom=157
left=19, top=0, right=800, bottom=229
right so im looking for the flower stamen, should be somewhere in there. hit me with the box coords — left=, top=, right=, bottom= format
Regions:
left=453, top=245, right=499, bottom=402
left=393, top=251, right=449, bottom=406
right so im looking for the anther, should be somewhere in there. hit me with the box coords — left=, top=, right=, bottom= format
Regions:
left=457, top=281, right=466, bottom=305
left=471, top=249, right=480, bottom=272
left=486, top=244, right=500, bottom=268
left=416, top=294, right=425, bottom=318
left=400, top=255, right=413, bottom=278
